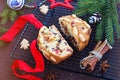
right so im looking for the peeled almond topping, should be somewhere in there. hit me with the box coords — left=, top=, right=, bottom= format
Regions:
left=79, top=34, right=86, bottom=42
left=72, top=14, right=76, bottom=18
left=74, top=18, right=80, bottom=23
left=73, top=27, right=78, bottom=35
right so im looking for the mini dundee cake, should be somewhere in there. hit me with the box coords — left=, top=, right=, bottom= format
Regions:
left=37, top=25, right=73, bottom=64
left=59, top=14, right=92, bottom=51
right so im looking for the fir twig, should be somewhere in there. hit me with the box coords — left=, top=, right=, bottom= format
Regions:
left=95, top=22, right=103, bottom=42
left=0, top=7, right=9, bottom=25
left=74, top=0, right=105, bottom=16
left=105, top=18, right=114, bottom=45
left=111, top=1, right=120, bottom=39
left=9, top=9, right=17, bottom=22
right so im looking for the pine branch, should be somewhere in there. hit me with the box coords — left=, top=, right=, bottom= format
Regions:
left=0, top=7, right=23, bottom=25
left=101, top=0, right=114, bottom=44
left=9, top=10, right=17, bottom=22
left=0, top=7, right=9, bottom=25
left=105, top=18, right=114, bottom=45
left=74, top=0, right=105, bottom=16
left=95, top=22, right=103, bottom=41
left=111, top=1, right=120, bottom=39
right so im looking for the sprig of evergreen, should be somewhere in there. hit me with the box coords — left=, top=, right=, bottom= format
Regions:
left=105, top=17, right=114, bottom=45
left=95, top=21, right=103, bottom=42
left=74, top=0, right=120, bottom=45
left=74, top=0, right=105, bottom=16
left=111, top=1, right=120, bottom=39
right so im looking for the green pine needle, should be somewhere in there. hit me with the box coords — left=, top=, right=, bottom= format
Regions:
left=95, top=22, right=103, bottom=42
left=111, top=1, right=120, bottom=39
left=74, top=0, right=105, bottom=16
left=1, top=16, right=9, bottom=25
left=0, top=7, right=9, bottom=25
left=0, top=7, right=9, bottom=18
left=105, top=18, right=114, bottom=45
left=9, top=10, right=17, bottom=22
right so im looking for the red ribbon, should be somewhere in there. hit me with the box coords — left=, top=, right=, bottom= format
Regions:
left=0, top=14, right=43, bottom=42
left=12, top=40, right=44, bottom=80
left=0, top=14, right=45, bottom=80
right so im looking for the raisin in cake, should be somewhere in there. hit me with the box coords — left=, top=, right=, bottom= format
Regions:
left=37, top=25, right=73, bottom=64
left=59, top=14, right=92, bottom=51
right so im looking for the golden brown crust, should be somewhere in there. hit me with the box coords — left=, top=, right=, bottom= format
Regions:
left=59, top=14, right=92, bottom=51
left=37, top=25, right=73, bottom=64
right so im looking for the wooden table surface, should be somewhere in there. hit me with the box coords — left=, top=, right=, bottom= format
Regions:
left=0, top=0, right=103, bottom=80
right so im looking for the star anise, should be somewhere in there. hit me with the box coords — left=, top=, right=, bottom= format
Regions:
left=44, top=70, right=58, bottom=80
left=99, top=60, right=110, bottom=73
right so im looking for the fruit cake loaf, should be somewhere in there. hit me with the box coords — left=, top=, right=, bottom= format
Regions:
left=59, top=14, right=92, bottom=51
left=37, top=25, right=73, bottom=64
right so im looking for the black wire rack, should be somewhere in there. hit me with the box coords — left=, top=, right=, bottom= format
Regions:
left=11, top=0, right=120, bottom=80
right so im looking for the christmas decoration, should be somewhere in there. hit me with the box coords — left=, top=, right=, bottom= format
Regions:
left=48, top=0, right=74, bottom=10
left=74, top=0, right=120, bottom=45
left=44, top=70, right=58, bottom=80
left=88, top=12, right=102, bottom=24
left=39, top=5, right=49, bottom=15
left=20, top=39, right=30, bottom=50
left=80, top=39, right=112, bottom=72
left=7, top=0, right=25, bottom=10
left=99, top=60, right=110, bottom=73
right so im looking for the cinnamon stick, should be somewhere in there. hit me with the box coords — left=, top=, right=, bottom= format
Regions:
left=80, top=39, right=112, bottom=72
